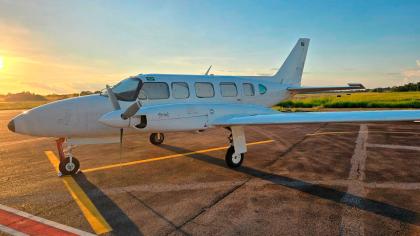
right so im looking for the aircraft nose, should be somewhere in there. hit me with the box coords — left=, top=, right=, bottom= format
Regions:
left=7, top=119, right=15, bottom=132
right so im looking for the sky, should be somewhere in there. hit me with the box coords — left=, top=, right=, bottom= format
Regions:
left=0, top=0, right=419, bottom=94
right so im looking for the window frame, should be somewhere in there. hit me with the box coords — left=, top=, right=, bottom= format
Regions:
left=243, top=83, right=255, bottom=96
left=194, top=82, right=215, bottom=98
left=171, top=82, right=190, bottom=99
left=219, top=82, right=238, bottom=97
left=138, top=82, right=170, bottom=100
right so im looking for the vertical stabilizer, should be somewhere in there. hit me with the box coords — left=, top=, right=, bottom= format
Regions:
left=273, top=38, right=309, bottom=86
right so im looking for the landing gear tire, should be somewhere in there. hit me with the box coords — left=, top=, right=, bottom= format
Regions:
left=225, top=146, right=244, bottom=168
left=150, top=133, right=164, bottom=145
left=59, top=157, right=80, bottom=175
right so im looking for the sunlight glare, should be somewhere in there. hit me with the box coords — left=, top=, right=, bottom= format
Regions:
left=0, top=56, right=3, bottom=70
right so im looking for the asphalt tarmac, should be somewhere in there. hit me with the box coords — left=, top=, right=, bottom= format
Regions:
left=0, top=110, right=420, bottom=235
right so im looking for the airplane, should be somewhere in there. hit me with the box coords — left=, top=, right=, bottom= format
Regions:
left=7, top=38, right=420, bottom=176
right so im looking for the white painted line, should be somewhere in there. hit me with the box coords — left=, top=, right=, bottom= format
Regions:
left=340, top=124, right=368, bottom=236
left=367, top=143, right=420, bottom=152
left=0, top=225, right=29, bottom=236
left=0, top=204, right=96, bottom=236
left=349, top=124, right=368, bottom=181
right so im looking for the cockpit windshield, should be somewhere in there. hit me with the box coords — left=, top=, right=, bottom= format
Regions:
left=101, top=77, right=143, bottom=101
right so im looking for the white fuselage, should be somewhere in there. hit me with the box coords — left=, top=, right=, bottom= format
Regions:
left=10, top=74, right=293, bottom=138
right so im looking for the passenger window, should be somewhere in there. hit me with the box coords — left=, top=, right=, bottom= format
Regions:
left=138, top=82, right=170, bottom=100
left=243, top=83, right=255, bottom=96
left=172, top=82, right=189, bottom=99
left=195, top=82, right=215, bottom=98
left=220, top=82, right=237, bottom=97
left=258, top=84, right=267, bottom=95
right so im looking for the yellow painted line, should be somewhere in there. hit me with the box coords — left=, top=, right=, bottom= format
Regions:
left=44, top=151, right=112, bottom=235
left=83, top=139, right=274, bottom=173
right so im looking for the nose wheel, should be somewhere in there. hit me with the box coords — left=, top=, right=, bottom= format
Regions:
left=59, top=156, right=80, bottom=175
left=150, top=133, right=164, bottom=145
left=56, top=138, right=80, bottom=176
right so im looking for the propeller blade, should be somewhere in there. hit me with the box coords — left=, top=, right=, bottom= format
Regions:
left=106, top=85, right=121, bottom=110
left=121, top=101, right=141, bottom=120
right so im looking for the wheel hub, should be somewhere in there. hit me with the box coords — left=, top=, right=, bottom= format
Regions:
left=65, top=162, right=75, bottom=172
left=232, top=153, right=242, bottom=164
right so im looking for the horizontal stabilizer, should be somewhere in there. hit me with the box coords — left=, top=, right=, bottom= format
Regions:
left=287, top=83, right=365, bottom=93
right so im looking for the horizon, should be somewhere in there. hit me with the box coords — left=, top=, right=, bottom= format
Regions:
left=0, top=0, right=419, bottom=94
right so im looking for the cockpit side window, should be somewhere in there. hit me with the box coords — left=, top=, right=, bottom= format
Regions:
left=138, top=82, right=170, bottom=100
left=112, top=78, right=142, bottom=101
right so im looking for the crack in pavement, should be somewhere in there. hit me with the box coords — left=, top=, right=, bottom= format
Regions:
left=165, top=179, right=250, bottom=236
left=168, top=123, right=327, bottom=235
left=125, top=190, right=190, bottom=236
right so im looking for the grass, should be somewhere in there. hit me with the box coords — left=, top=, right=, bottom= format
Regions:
left=0, top=94, right=75, bottom=110
left=0, top=101, right=50, bottom=110
left=276, top=92, right=420, bottom=110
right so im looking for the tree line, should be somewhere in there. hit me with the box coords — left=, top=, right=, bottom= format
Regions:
left=369, top=82, right=420, bottom=92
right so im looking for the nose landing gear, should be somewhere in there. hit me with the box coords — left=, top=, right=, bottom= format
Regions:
left=56, top=138, right=80, bottom=176
left=59, top=156, right=80, bottom=175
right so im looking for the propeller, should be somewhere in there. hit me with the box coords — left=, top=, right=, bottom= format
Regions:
left=105, top=85, right=125, bottom=155
left=105, top=85, right=142, bottom=151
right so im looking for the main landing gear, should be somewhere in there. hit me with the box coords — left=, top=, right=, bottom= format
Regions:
left=150, top=133, right=164, bottom=145
left=56, top=138, right=80, bottom=176
left=225, top=126, right=246, bottom=168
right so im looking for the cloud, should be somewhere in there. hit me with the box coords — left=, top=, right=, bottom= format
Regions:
left=400, top=60, right=420, bottom=84
left=402, top=69, right=420, bottom=79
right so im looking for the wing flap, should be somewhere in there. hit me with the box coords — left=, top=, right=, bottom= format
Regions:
left=211, top=110, right=420, bottom=126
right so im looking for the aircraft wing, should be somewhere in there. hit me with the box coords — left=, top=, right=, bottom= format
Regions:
left=211, top=110, right=420, bottom=126
left=287, top=83, right=365, bottom=93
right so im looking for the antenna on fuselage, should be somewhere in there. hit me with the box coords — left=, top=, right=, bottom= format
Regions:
left=204, top=65, right=212, bottom=75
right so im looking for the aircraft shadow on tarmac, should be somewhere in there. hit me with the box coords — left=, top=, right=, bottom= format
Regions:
left=159, top=144, right=420, bottom=226
left=73, top=173, right=143, bottom=235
